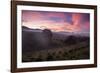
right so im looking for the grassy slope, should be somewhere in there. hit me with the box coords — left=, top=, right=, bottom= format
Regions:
left=22, top=41, right=90, bottom=62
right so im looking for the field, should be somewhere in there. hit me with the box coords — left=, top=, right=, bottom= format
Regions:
left=22, top=27, right=90, bottom=62
left=22, top=43, right=90, bottom=62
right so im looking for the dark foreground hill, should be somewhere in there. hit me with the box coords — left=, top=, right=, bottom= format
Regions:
left=22, top=26, right=53, bottom=52
left=22, top=26, right=90, bottom=62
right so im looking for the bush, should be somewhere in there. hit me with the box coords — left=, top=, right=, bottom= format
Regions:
left=64, top=36, right=77, bottom=45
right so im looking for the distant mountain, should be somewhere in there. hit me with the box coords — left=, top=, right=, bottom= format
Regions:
left=22, top=26, right=30, bottom=29
left=22, top=26, right=89, bottom=42
left=22, top=26, right=42, bottom=32
left=52, top=31, right=89, bottom=41
left=54, top=31, right=89, bottom=37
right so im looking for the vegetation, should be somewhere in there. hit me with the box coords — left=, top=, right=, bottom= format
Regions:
left=22, top=42, right=90, bottom=62
left=22, top=27, right=90, bottom=62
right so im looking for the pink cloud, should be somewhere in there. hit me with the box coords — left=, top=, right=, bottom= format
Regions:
left=59, top=13, right=82, bottom=32
left=45, top=12, right=66, bottom=18
left=81, top=22, right=90, bottom=32
left=22, top=11, right=90, bottom=32
left=22, top=11, right=46, bottom=22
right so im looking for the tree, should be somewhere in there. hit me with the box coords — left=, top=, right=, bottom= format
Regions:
left=43, top=29, right=53, bottom=46
left=64, top=36, right=77, bottom=45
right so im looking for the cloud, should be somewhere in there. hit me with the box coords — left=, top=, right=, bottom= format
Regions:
left=22, top=10, right=90, bottom=32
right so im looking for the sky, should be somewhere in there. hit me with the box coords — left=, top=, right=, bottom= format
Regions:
left=22, top=10, right=90, bottom=32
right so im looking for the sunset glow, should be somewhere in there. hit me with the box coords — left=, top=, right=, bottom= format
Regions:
left=22, top=10, right=90, bottom=32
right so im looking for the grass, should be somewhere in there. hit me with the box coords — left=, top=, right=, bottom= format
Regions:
left=22, top=45, right=90, bottom=62
left=22, top=36, right=90, bottom=62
